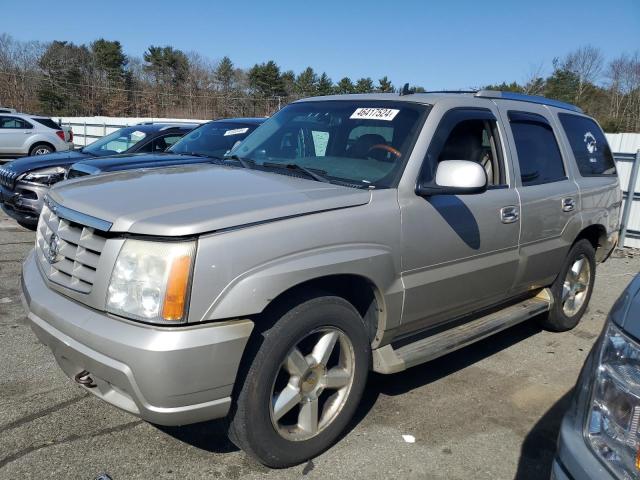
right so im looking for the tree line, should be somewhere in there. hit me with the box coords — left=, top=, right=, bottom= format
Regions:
left=0, top=34, right=638, bottom=132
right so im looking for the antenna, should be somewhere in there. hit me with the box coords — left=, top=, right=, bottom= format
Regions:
left=399, top=83, right=411, bottom=96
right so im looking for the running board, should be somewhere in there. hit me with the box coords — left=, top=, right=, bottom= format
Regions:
left=372, top=289, right=553, bottom=374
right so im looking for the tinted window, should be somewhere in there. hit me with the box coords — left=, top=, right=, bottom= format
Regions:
left=233, top=101, right=428, bottom=188
left=33, top=118, right=61, bottom=130
left=170, top=122, right=259, bottom=158
left=558, top=113, right=616, bottom=176
left=509, top=113, right=565, bottom=186
left=160, top=134, right=183, bottom=149
left=437, top=119, right=504, bottom=186
left=83, top=127, right=148, bottom=155
left=0, top=117, right=31, bottom=129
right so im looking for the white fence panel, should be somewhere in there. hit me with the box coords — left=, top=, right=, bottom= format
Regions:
left=52, top=116, right=207, bottom=146
left=606, top=133, right=640, bottom=154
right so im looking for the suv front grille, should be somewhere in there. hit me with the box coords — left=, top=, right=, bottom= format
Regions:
left=0, top=167, right=18, bottom=190
left=35, top=202, right=107, bottom=294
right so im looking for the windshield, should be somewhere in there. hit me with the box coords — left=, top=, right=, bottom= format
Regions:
left=229, top=101, right=429, bottom=188
left=169, top=121, right=259, bottom=158
left=83, top=127, right=148, bottom=156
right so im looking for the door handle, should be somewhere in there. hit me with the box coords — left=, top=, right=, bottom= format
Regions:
left=500, top=206, right=519, bottom=224
left=562, top=197, right=576, bottom=212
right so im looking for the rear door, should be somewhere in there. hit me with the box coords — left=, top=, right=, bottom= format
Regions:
left=0, top=116, right=32, bottom=154
left=399, top=107, right=521, bottom=334
left=496, top=103, right=581, bottom=293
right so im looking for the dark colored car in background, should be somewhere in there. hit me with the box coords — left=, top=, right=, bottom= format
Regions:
left=0, top=123, right=196, bottom=228
left=553, top=274, right=640, bottom=480
left=67, top=117, right=265, bottom=178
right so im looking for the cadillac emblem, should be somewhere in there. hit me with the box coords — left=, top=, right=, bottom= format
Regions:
left=45, top=233, right=62, bottom=264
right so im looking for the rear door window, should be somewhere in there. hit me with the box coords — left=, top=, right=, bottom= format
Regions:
left=558, top=113, right=616, bottom=176
left=508, top=111, right=566, bottom=186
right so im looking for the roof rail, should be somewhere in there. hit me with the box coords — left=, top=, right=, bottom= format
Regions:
left=474, top=90, right=583, bottom=113
left=424, top=90, right=478, bottom=94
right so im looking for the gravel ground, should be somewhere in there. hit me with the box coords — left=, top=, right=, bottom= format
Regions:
left=1, top=211, right=638, bottom=480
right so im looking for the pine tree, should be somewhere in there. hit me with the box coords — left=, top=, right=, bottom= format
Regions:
left=317, top=73, right=334, bottom=96
left=355, top=77, right=374, bottom=93
left=336, top=77, right=355, bottom=94
left=377, top=76, right=394, bottom=93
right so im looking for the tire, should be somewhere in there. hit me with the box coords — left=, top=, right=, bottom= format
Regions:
left=29, top=143, right=54, bottom=156
left=228, top=293, right=371, bottom=468
left=17, top=220, right=37, bottom=231
left=539, top=239, right=596, bottom=331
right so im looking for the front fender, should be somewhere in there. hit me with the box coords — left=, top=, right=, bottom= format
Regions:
left=200, top=243, right=402, bottom=327
left=187, top=190, right=403, bottom=336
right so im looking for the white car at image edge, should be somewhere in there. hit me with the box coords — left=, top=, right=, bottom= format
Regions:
left=0, top=113, right=73, bottom=158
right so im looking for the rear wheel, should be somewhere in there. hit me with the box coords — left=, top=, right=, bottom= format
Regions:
left=228, top=294, right=370, bottom=468
left=539, top=239, right=596, bottom=331
left=29, top=143, right=53, bottom=156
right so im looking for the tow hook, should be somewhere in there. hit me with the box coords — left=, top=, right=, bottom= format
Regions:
left=74, top=370, right=97, bottom=388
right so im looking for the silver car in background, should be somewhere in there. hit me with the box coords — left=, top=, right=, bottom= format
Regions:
left=0, top=112, right=73, bottom=158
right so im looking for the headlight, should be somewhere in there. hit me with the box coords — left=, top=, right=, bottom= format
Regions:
left=587, top=322, right=640, bottom=478
left=106, top=239, right=196, bottom=323
left=20, top=166, right=67, bottom=185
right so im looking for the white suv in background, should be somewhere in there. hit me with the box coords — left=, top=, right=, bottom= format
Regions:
left=0, top=113, right=73, bottom=158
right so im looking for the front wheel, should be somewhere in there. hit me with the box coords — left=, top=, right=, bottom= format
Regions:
left=539, top=239, right=596, bottom=331
left=228, top=294, right=370, bottom=468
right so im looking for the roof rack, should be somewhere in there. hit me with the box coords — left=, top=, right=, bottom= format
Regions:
left=474, top=90, right=583, bottom=113
left=423, top=90, right=478, bottom=94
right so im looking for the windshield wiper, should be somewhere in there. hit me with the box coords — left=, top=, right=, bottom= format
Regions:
left=177, top=151, right=214, bottom=158
left=224, top=154, right=255, bottom=169
left=262, top=162, right=331, bottom=184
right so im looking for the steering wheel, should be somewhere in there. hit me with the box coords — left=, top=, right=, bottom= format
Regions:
left=367, top=144, right=401, bottom=158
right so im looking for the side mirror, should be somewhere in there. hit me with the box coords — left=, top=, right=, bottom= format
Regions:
left=416, top=160, right=488, bottom=196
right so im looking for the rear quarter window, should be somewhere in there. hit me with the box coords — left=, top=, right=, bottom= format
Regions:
left=558, top=113, right=616, bottom=176
left=33, top=118, right=62, bottom=130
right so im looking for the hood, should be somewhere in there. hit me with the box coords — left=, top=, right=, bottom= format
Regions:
left=50, top=164, right=371, bottom=236
left=5, top=150, right=89, bottom=175
left=71, top=153, right=204, bottom=174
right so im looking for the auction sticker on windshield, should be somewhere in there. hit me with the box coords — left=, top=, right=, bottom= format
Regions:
left=350, top=108, right=400, bottom=121
left=224, top=128, right=250, bottom=136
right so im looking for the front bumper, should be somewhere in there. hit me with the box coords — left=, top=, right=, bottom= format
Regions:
left=0, top=182, right=48, bottom=226
left=21, top=251, right=254, bottom=426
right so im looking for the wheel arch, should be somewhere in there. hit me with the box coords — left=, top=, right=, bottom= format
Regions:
left=29, top=141, right=55, bottom=155
left=574, top=223, right=608, bottom=262
left=258, top=274, right=385, bottom=344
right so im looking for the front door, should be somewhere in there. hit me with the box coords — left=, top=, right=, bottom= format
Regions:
left=399, top=107, right=520, bottom=334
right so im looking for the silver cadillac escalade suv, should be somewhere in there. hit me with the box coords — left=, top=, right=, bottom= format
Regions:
left=21, top=91, right=621, bottom=468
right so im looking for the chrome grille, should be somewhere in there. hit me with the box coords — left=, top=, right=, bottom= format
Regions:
left=0, top=166, right=18, bottom=189
left=35, top=202, right=107, bottom=294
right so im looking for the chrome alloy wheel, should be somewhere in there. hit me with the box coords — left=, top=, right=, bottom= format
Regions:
left=33, top=147, right=51, bottom=155
left=562, top=254, right=591, bottom=317
left=269, top=327, right=355, bottom=441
